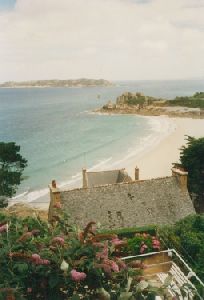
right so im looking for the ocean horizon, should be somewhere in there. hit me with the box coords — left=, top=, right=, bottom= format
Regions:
left=1, top=79, right=204, bottom=205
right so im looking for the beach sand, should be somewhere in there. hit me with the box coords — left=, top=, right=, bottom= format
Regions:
left=126, top=117, right=204, bottom=180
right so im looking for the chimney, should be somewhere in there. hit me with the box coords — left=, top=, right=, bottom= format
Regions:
left=48, top=180, right=61, bottom=222
left=135, top=166, right=139, bottom=181
left=172, top=167, right=188, bottom=191
left=52, top=180, right=57, bottom=188
left=82, top=168, right=88, bottom=188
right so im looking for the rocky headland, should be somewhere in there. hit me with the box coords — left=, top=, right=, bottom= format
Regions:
left=0, top=78, right=113, bottom=88
left=95, top=92, right=204, bottom=118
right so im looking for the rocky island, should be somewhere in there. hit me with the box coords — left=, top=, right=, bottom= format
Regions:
left=0, top=78, right=113, bottom=88
left=96, top=91, right=204, bottom=118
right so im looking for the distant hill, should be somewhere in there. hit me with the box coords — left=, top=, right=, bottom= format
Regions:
left=0, top=78, right=113, bottom=88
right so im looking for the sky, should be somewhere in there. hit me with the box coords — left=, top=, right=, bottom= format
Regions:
left=0, top=0, right=204, bottom=81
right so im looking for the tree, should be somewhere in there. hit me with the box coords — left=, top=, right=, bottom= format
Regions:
left=179, top=136, right=204, bottom=212
left=0, top=142, right=27, bottom=207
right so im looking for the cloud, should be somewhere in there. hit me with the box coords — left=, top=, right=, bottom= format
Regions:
left=0, top=0, right=204, bottom=81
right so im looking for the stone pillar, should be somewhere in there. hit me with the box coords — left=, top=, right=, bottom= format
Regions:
left=135, top=166, right=139, bottom=181
left=48, top=180, right=61, bottom=222
left=82, top=168, right=88, bottom=188
left=172, top=168, right=188, bottom=191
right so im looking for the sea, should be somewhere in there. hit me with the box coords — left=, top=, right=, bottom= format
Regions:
left=0, top=80, right=204, bottom=206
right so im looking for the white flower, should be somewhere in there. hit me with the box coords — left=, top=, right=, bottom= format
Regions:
left=60, top=260, right=69, bottom=272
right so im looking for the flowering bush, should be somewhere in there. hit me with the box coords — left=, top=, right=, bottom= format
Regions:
left=127, top=233, right=161, bottom=255
left=1, top=207, right=159, bottom=300
left=0, top=200, right=166, bottom=300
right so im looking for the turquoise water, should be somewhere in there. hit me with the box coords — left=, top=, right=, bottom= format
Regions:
left=0, top=80, right=204, bottom=203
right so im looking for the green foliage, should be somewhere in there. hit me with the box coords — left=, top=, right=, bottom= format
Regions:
left=127, top=96, right=146, bottom=105
left=179, top=136, right=204, bottom=211
left=167, top=92, right=204, bottom=108
left=0, top=209, right=160, bottom=299
left=0, top=142, right=27, bottom=205
left=127, top=235, right=153, bottom=255
left=158, top=214, right=204, bottom=283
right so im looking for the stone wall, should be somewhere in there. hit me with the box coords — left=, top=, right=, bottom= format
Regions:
left=60, top=176, right=195, bottom=229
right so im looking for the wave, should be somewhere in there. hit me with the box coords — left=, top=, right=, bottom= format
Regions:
left=9, top=157, right=114, bottom=205
left=9, top=116, right=176, bottom=206
left=9, top=187, right=49, bottom=206
left=93, top=116, right=176, bottom=170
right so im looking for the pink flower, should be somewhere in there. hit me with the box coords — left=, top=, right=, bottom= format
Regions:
left=54, top=202, right=61, bottom=209
left=27, top=288, right=32, bottom=293
left=112, top=238, right=124, bottom=246
left=40, top=259, right=50, bottom=265
left=110, top=261, right=119, bottom=272
left=0, top=224, right=7, bottom=233
left=102, top=264, right=112, bottom=274
left=70, top=269, right=86, bottom=282
left=152, top=237, right=160, bottom=250
left=52, top=236, right=64, bottom=246
left=96, top=241, right=108, bottom=260
left=103, top=259, right=119, bottom=273
left=31, top=254, right=50, bottom=265
left=116, top=258, right=127, bottom=270
left=35, top=258, right=50, bottom=265
left=32, top=254, right=41, bottom=261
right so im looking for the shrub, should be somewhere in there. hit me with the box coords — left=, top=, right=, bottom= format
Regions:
left=0, top=209, right=158, bottom=299
left=158, top=214, right=204, bottom=282
left=100, top=225, right=157, bottom=239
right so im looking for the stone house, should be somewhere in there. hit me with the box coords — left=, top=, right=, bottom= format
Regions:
left=48, top=167, right=195, bottom=229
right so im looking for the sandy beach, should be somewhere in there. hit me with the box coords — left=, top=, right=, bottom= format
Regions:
left=126, top=117, right=204, bottom=180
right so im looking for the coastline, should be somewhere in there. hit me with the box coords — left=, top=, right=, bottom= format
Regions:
left=95, top=107, right=204, bottom=119
left=9, top=115, right=204, bottom=210
left=11, top=115, right=175, bottom=209
left=3, top=82, right=204, bottom=211
left=126, top=117, right=204, bottom=180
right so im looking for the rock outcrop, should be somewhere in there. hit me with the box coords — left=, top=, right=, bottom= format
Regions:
left=97, top=92, right=204, bottom=119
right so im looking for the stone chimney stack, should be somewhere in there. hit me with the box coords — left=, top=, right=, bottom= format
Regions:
left=82, top=168, right=88, bottom=188
left=171, top=167, right=188, bottom=191
left=52, top=180, right=57, bottom=188
left=135, top=166, right=139, bottom=181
